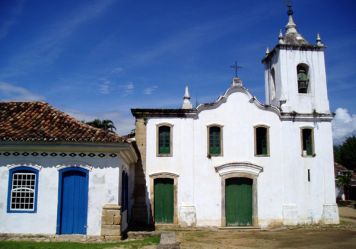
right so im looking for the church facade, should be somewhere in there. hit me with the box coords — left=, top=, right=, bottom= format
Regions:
left=131, top=7, right=339, bottom=228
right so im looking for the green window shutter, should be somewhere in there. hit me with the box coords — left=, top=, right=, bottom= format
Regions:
left=209, top=126, right=221, bottom=155
left=159, top=126, right=170, bottom=154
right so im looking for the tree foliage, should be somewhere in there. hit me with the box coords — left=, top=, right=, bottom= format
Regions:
left=334, top=136, right=356, bottom=171
left=336, top=171, right=352, bottom=200
left=85, top=119, right=116, bottom=133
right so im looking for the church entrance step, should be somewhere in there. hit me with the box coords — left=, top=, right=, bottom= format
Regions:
left=218, top=226, right=260, bottom=230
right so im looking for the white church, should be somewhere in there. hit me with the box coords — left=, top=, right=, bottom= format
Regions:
left=131, top=6, right=339, bottom=228
left=0, top=4, right=339, bottom=240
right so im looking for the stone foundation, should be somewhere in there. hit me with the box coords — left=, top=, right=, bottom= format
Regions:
left=282, top=204, right=298, bottom=226
left=321, top=204, right=340, bottom=224
left=179, top=206, right=196, bottom=227
left=101, top=204, right=121, bottom=241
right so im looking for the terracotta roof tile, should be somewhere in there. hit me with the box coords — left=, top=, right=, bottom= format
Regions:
left=0, top=102, right=124, bottom=143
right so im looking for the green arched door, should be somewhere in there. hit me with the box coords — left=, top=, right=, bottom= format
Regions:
left=225, top=177, right=253, bottom=226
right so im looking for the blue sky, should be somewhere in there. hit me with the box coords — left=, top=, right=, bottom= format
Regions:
left=0, top=0, right=355, bottom=143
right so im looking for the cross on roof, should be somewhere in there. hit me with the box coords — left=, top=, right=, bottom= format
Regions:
left=285, top=0, right=293, bottom=15
left=230, top=61, right=242, bottom=78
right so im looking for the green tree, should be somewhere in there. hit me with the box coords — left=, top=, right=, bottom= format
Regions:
left=336, top=136, right=356, bottom=171
left=85, top=119, right=116, bottom=133
left=333, top=145, right=341, bottom=163
left=336, top=171, right=352, bottom=200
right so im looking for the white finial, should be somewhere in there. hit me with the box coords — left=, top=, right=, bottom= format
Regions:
left=278, top=29, right=284, bottom=44
left=285, top=4, right=298, bottom=34
left=232, top=77, right=243, bottom=87
left=265, top=47, right=270, bottom=55
left=316, top=33, right=324, bottom=47
left=182, top=85, right=193, bottom=109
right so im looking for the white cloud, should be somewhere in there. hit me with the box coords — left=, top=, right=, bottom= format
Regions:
left=0, top=0, right=116, bottom=78
left=143, top=85, right=158, bottom=95
left=99, top=80, right=111, bottom=94
left=66, top=110, right=97, bottom=123
left=332, top=108, right=356, bottom=145
left=120, top=82, right=134, bottom=96
left=0, top=82, right=44, bottom=101
left=66, top=109, right=134, bottom=135
left=111, top=67, right=124, bottom=74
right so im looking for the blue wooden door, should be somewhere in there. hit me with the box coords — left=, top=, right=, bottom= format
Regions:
left=58, top=169, right=88, bottom=234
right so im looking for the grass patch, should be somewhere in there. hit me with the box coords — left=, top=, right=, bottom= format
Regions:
left=0, top=236, right=160, bottom=249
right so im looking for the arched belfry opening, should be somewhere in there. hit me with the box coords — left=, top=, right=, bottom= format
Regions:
left=297, top=63, right=309, bottom=93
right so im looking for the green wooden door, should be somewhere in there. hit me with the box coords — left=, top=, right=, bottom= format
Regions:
left=154, top=178, right=174, bottom=223
left=225, top=177, right=253, bottom=226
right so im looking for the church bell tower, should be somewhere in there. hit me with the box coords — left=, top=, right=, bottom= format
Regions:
left=262, top=5, right=330, bottom=114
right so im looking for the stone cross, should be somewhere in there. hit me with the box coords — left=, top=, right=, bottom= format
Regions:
left=230, top=61, right=242, bottom=78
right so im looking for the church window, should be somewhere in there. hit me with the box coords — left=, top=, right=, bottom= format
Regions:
left=297, top=64, right=309, bottom=93
left=7, top=167, right=39, bottom=213
left=301, top=128, right=314, bottom=156
left=157, top=124, right=172, bottom=156
left=255, top=126, right=269, bottom=156
left=208, top=125, right=222, bottom=156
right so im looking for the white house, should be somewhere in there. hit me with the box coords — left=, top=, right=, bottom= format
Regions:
left=0, top=102, right=137, bottom=239
left=131, top=7, right=339, bottom=228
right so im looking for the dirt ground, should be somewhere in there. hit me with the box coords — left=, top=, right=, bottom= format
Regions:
left=175, top=207, right=356, bottom=249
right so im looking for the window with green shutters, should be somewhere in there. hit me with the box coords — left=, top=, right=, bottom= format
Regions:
left=302, top=128, right=314, bottom=156
left=255, top=126, right=269, bottom=156
left=158, top=125, right=171, bottom=155
left=209, top=126, right=222, bottom=156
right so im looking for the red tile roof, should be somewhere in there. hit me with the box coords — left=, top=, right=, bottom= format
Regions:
left=0, top=102, right=124, bottom=143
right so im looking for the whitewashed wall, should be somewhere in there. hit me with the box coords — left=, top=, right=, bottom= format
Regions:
left=145, top=89, right=338, bottom=227
left=0, top=152, right=128, bottom=235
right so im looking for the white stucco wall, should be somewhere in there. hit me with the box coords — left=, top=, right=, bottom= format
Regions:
left=0, top=151, right=129, bottom=235
left=144, top=87, right=338, bottom=228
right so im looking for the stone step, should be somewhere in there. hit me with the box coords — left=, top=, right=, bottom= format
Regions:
left=157, top=232, right=180, bottom=249
left=218, top=226, right=261, bottom=230
left=127, top=231, right=160, bottom=240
